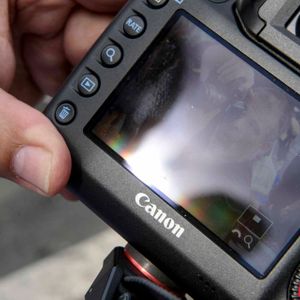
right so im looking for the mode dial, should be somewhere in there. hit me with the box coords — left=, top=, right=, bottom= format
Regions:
left=288, top=264, right=300, bottom=299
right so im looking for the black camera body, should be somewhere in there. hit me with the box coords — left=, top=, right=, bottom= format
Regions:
left=45, top=1, right=300, bottom=299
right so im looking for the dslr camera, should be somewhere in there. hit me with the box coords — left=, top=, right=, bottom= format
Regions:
left=45, top=0, right=300, bottom=299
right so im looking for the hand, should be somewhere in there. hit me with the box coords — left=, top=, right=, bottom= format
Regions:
left=0, top=0, right=125, bottom=196
left=216, top=57, right=255, bottom=92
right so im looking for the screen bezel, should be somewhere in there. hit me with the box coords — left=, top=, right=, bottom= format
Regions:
left=85, top=10, right=300, bottom=279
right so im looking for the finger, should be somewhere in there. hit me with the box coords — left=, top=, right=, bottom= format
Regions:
left=0, top=89, right=71, bottom=196
left=61, top=189, right=79, bottom=201
left=64, top=8, right=113, bottom=65
left=221, top=66, right=240, bottom=83
left=9, top=36, right=42, bottom=105
left=22, top=33, right=71, bottom=96
left=16, top=0, right=75, bottom=37
left=216, top=59, right=232, bottom=75
left=75, top=0, right=126, bottom=13
left=0, top=0, right=15, bottom=90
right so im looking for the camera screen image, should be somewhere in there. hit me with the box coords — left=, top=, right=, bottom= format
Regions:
left=91, top=13, right=300, bottom=277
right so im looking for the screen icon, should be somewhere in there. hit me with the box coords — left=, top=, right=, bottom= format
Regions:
left=243, top=235, right=254, bottom=250
left=238, top=206, right=273, bottom=239
left=230, top=223, right=259, bottom=252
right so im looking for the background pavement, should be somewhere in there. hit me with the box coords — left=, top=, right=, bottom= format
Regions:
left=0, top=179, right=125, bottom=299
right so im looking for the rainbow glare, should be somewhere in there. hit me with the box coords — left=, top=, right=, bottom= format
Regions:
left=107, top=134, right=131, bottom=157
left=178, top=197, right=206, bottom=220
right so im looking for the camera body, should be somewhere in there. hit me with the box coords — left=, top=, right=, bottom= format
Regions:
left=45, top=1, right=300, bottom=299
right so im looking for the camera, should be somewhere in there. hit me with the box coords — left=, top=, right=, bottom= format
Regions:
left=287, top=9, right=300, bottom=37
left=45, top=0, right=300, bottom=299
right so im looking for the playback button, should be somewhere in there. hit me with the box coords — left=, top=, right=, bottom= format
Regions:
left=78, top=74, right=100, bottom=97
left=55, top=103, right=76, bottom=125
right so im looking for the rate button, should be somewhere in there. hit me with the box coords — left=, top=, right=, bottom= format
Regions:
left=124, top=15, right=146, bottom=38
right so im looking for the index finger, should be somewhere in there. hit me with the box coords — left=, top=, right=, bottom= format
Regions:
left=0, top=0, right=15, bottom=89
left=75, top=0, right=127, bottom=13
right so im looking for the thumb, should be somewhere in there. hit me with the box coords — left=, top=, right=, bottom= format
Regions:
left=0, top=89, right=71, bottom=196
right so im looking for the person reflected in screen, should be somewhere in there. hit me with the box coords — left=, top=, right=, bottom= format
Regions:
left=175, top=86, right=300, bottom=242
left=175, top=86, right=292, bottom=199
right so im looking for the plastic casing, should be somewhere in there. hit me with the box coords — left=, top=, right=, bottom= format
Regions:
left=235, top=0, right=300, bottom=74
left=45, top=0, right=300, bottom=299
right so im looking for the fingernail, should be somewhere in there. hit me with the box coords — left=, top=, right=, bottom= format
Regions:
left=12, top=146, right=52, bottom=195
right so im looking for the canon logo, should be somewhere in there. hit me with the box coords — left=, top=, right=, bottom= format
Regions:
left=135, top=193, right=185, bottom=238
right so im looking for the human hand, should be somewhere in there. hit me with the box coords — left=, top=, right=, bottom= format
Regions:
left=0, top=0, right=125, bottom=196
left=216, top=57, right=255, bottom=92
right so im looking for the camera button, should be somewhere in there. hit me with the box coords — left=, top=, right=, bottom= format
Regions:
left=147, top=0, right=169, bottom=8
left=78, top=74, right=100, bottom=97
left=123, top=15, right=146, bottom=38
left=55, top=103, right=76, bottom=125
left=101, top=45, right=123, bottom=67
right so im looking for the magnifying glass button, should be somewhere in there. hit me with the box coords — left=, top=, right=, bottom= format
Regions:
left=101, top=45, right=123, bottom=67
left=244, top=235, right=254, bottom=249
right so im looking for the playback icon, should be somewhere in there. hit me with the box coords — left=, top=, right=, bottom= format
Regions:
left=78, top=74, right=100, bottom=97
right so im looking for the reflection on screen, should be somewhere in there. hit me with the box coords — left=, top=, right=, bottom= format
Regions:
left=91, top=13, right=300, bottom=276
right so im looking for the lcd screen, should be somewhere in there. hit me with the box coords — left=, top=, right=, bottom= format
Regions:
left=89, top=12, right=300, bottom=277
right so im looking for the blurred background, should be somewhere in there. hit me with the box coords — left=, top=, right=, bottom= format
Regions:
left=0, top=179, right=125, bottom=300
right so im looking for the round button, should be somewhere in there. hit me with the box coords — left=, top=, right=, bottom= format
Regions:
left=123, top=15, right=146, bottom=38
left=101, top=45, right=123, bottom=67
left=55, top=103, right=76, bottom=125
left=147, top=0, right=168, bottom=8
left=78, top=74, right=100, bottom=96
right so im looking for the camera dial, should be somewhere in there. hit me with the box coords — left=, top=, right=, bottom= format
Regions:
left=288, top=264, right=300, bottom=300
